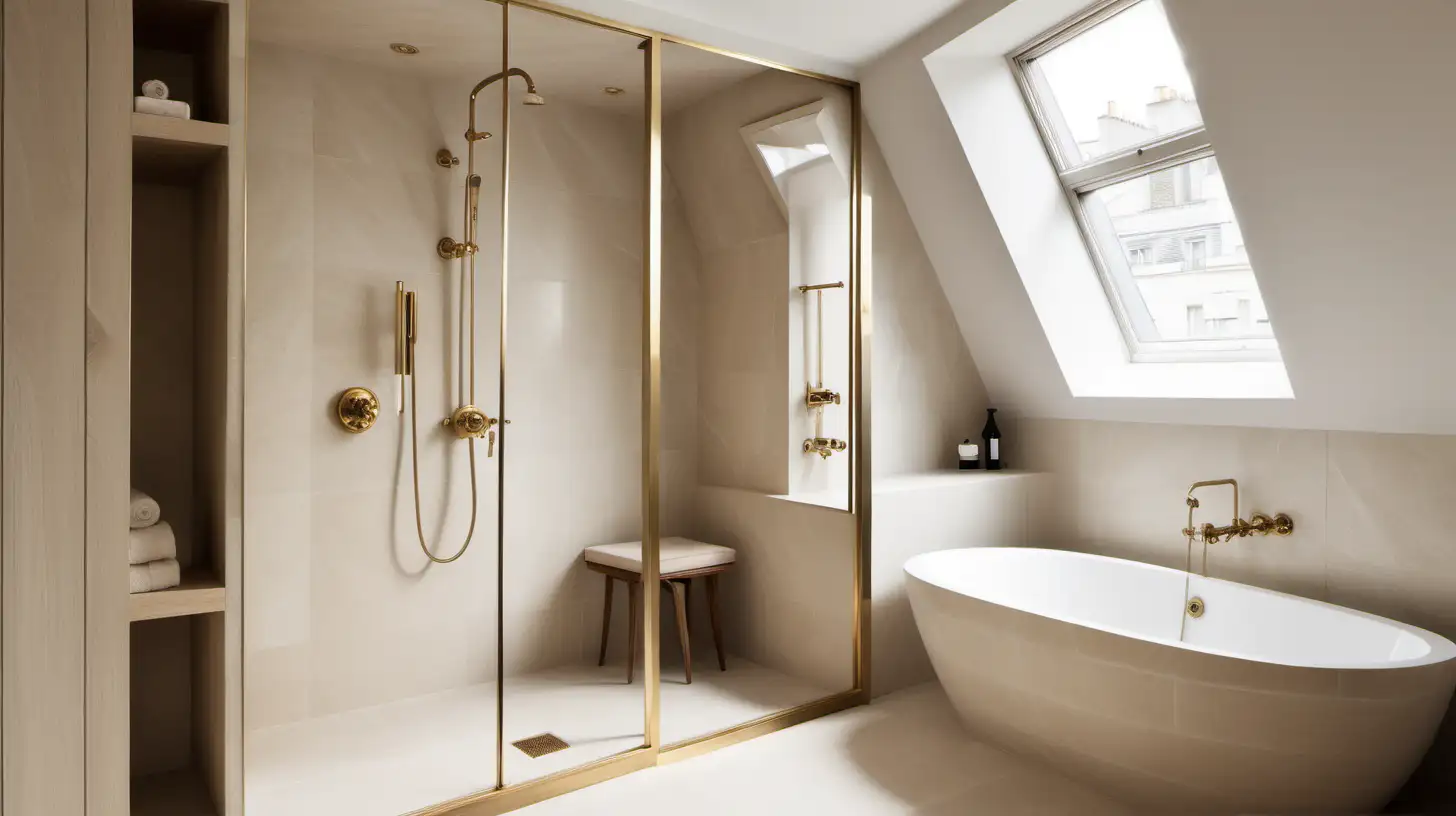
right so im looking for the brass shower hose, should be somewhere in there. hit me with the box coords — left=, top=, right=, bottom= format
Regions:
left=407, top=364, right=479, bottom=564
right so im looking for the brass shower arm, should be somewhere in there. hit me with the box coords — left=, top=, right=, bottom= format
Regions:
left=469, top=67, right=540, bottom=102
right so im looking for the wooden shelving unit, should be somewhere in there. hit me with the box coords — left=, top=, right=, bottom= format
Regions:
left=127, top=0, right=244, bottom=814
left=130, top=570, right=226, bottom=622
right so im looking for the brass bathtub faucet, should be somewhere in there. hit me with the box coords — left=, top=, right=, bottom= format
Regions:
left=1182, top=479, right=1294, bottom=577
left=1187, top=513, right=1295, bottom=545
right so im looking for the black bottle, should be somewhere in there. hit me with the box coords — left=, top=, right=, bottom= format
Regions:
left=981, top=408, right=1003, bottom=471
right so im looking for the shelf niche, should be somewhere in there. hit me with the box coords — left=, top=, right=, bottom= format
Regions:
left=134, top=0, right=231, bottom=125
left=131, top=614, right=226, bottom=816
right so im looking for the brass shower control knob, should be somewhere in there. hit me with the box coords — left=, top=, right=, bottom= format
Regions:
left=449, top=405, right=497, bottom=440
left=337, top=387, right=381, bottom=434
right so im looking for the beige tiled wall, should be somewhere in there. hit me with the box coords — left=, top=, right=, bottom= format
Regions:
left=1010, top=417, right=1456, bottom=806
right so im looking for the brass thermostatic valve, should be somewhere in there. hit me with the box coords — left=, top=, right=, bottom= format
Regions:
left=803, top=437, right=848, bottom=459
left=337, top=387, right=381, bottom=434
left=445, top=405, right=497, bottom=440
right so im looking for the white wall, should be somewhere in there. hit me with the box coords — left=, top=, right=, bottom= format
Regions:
left=862, top=0, right=1456, bottom=434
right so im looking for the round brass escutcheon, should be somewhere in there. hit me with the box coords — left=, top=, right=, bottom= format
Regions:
left=1186, top=596, right=1206, bottom=619
left=337, top=387, right=381, bottom=434
left=449, top=405, right=496, bottom=439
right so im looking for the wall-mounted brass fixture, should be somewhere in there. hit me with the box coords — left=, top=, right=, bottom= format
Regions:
left=1184, top=512, right=1295, bottom=545
left=437, top=237, right=478, bottom=260
left=1181, top=478, right=1294, bottom=577
left=804, top=437, right=848, bottom=459
left=806, top=387, right=840, bottom=408
left=436, top=148, right=460, bottom=168
left=800, top=280, right=846, bottom=458
left=337, top=387, right=381, bottom=433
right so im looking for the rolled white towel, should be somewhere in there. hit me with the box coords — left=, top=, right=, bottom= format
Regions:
left=129, top=558, right=181, bottom=594
left=134, top=96, right=191, bottom=119
left=130, top=488, right=161, bottom=529
left=129, top=521, right=177, bottom=565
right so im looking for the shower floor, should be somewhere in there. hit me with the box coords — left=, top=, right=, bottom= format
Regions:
left=246, top=654, right=833, bottom=816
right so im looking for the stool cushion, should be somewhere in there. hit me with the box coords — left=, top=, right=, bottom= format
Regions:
left=584, top=536, right=736, bottom=575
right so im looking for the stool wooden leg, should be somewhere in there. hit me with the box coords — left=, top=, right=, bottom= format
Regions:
left=683, top=578, right=692, bottom=637
left=706, top=574, right=727, bottom=671
left=598, top=575, right=614, bottom=667
left=627, top=581, right=641, bottom=685
left=670, top=580, right=692, bottom=684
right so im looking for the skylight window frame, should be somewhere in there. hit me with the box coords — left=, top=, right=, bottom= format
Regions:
left=1008, top=0, right=1280, bottom=364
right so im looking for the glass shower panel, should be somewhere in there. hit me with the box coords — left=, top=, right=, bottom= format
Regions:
left=658, top=41, right=858, bottom=747
left=500, top=4, right=648, bottom=786
left=242, top=0, right=505, bottom=812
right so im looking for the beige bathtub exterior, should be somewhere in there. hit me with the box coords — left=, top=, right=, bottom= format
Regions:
left=908, top=568, right=1456, bottom=814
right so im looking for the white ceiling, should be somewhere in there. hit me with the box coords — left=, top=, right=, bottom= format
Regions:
left=563, top=0, right=965, bottom=69
left=250, top=0, right=766, bottom=112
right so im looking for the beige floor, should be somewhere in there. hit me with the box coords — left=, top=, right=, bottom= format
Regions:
left=520, top=683, right=1132, bottom=815
left=245, top=654, right=832, bottom=816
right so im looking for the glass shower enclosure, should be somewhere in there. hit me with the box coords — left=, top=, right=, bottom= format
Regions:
left=243, top=2, right=651, bottom=813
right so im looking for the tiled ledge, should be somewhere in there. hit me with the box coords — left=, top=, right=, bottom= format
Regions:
left=873, top=469, right=1038, bottom=494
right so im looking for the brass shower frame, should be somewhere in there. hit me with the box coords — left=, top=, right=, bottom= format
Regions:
left=353, top=3, right=867, bottom=815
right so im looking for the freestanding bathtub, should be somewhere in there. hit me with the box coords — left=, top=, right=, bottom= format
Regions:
left=905, top=547, right=1456, bottom=814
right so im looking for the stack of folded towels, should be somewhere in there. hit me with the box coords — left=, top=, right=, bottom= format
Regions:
left=129, top=488, right=181, bottom=594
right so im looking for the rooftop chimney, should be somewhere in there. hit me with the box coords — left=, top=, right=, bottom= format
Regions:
left=1104, top=100, right=1120, bottom=118
left=1153, top=85, right=1178, bottom=102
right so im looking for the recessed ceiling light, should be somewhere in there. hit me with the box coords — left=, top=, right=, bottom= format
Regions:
left=390, top=43, right=421, bottom=55
left=602, top=86, right=625, bottom=96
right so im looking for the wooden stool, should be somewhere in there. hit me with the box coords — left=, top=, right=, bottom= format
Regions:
left=583, top=537, right=736, bottom=684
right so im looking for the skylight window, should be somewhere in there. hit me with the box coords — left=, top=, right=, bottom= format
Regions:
left=1012, top=0, right=1278, bottom=362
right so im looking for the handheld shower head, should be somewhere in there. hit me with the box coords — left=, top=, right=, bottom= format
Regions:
left=466, top=174, right=482, bottom=237
left=522, top=92, right=545, bottom=106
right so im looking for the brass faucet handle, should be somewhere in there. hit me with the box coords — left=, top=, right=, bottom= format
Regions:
left=1250, top=512, right=1295, bottom=536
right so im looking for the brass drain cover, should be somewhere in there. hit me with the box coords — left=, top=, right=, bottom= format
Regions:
left=512, top=733, right=570, bottom=759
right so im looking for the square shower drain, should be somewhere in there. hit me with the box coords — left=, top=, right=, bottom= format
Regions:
left=512, top=732, right=571, bottom=759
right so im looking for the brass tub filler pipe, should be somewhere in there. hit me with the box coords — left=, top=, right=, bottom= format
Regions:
left=800, top=281, right=847, bottom=458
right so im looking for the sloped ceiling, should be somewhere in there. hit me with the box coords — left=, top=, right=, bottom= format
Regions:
left=557, top=0, right=964, bottom=75
left=863, top=0, right=1456, bottom=434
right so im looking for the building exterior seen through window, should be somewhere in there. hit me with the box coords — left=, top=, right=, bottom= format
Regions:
left=1013, top=0, right=1277, bottom=359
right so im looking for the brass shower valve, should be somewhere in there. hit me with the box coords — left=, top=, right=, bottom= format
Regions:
left=803, top=437, right=848, bottom=459
left=806, top=387, right=841, bottom=408
left=437, top=237, right=479, bottom=260
left=444, top=405, right=497, bottom=440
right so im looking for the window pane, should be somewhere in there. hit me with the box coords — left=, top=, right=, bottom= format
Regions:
left=1083, top=156, right=1274, bottom=343
left=1033, top=0, right=1201, bottom=164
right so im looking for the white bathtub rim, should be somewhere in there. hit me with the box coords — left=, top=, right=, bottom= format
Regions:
left=905, top=547, right=1456, bottom=671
